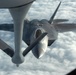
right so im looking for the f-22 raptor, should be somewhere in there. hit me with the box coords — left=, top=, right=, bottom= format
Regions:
left=0, top=1, right=76, bottom=67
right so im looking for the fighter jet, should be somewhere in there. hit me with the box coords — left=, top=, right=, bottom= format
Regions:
left=0, top=1, right=76, bottom=66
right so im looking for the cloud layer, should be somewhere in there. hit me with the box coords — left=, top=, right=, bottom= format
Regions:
left=0, top=0, right=76, bottom=75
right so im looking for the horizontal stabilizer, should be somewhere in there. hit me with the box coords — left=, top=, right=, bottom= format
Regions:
left=54, top=23, right=76, bottom=32
left=23, top=33, right=47, bottom=56
left=0, top=39, right=14, bottom=57
left=53, top=19, right=69, bottom=24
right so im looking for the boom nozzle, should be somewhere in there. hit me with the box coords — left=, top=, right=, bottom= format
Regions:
left=16, top=64, right=19, bottom=67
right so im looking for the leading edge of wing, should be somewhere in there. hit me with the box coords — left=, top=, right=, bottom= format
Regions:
left=0, top=39, right=14, bottom=57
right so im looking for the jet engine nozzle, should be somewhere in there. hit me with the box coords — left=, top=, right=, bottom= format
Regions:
left=12, top=53, right=24, bottom=65
left=30, top=28, right=48, bottom=58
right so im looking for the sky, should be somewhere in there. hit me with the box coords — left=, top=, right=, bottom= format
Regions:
left=0, top=0, right=76, bottom=75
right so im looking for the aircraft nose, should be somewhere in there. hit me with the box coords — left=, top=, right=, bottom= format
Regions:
left=30, top=28, right=48, bottom=58
left=32, top=44, right=45, bottom=58
left=35, top=49, right=44, bottom=59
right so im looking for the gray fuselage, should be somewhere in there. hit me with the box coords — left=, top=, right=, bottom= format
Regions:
left=0, top=19, right=58, bottom=59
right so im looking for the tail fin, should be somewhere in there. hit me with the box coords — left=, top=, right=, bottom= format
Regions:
left=49, top=1, right=61, bottom=24
left=0, top=39, right=14, bottom=57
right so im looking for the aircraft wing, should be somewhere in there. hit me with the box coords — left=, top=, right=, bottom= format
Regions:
left=0, top=39, right=14, bottom=57
left=0, top=24, right=14, bottom=32
left=54, top=23, right=76, bottom=32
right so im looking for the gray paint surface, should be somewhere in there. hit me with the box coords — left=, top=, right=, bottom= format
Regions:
left=0, top=0, right=35, bottom=8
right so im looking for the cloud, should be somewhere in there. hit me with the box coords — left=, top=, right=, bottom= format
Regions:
left=0, top=0, right=76, bottom=75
